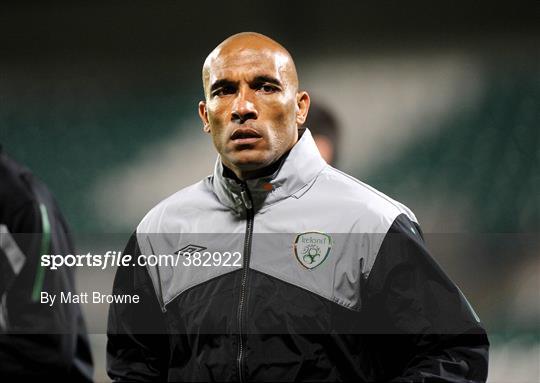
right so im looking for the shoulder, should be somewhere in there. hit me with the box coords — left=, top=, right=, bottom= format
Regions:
left=0, top=153, right=40, bottom=223
left=314, top=167, right=424, bottom=281
left=136, top=177, right=217, bottom=234
left=0, top=153, right=34, bottom=204
left=314, top=165, right=418, bottom=231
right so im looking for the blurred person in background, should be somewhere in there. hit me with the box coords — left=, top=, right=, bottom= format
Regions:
left=303, top=100, right=341, bottom=167
left=0, top=145, right=93, bottom=381
left=107, top=32, right=488, bottom=382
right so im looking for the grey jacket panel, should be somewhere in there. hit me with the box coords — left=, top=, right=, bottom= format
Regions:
left=137, top=129, right=417, bottom=311
left=136, top=182, right=245, bottom=309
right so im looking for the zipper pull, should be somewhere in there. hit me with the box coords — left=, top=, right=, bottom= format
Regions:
left=240, top=189, right=252, bottom=210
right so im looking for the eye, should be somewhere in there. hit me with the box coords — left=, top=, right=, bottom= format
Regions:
left=259, top=84, right=279, bottom=93
left=213, top=85, right=236, bottom=97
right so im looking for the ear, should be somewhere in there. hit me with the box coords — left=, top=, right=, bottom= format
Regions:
left=295, top=91, right=310, bottom=126
left=198, top=101, right=211, bottom=133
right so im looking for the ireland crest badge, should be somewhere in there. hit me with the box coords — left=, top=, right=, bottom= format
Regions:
left=293, top=231, right=332, bottom=269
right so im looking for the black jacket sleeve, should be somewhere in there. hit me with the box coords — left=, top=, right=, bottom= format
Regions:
left=107, top=232, right=170, bottom=382
left=364, top=214, right=489, bottom=382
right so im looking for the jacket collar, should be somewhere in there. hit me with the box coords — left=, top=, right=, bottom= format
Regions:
left=211, top=128, right=327, bottom=214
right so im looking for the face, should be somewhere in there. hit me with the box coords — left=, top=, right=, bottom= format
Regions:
left=199, top=44, right=309, bottom=179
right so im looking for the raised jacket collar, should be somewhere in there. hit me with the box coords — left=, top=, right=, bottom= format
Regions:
left=211, top=129, right=327, bottom=214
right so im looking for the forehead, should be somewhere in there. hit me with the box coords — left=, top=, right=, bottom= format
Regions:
left=207, top=48, right=290, bottom=85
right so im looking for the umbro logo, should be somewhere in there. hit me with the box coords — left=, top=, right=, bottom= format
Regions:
left=176, top=244, right=207, bottom=256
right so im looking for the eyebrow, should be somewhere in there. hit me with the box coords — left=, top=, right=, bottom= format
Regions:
left=209, top=75, right=283, bottom=94
left=251, top=75, right=282, bottom=87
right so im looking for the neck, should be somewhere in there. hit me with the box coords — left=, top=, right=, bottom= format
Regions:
left=223, top=151, right=290, bottom=183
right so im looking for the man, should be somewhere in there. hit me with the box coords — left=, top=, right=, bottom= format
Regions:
left=0, top=146, right=93, bottom=381
left=107, top=32, right=489, bottom=382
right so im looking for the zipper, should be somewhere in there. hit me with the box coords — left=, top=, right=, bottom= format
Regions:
left=237, top=183, right=254, bottom=383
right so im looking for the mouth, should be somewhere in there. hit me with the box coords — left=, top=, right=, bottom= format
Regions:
left=230, top=128, right=263, bottom=145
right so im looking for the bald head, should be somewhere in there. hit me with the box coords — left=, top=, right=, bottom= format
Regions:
left=202, top=32, right=299, bottom=98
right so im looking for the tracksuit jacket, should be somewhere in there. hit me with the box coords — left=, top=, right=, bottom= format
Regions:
left=0, top=147, right=93, bottom=381
left=107, top=129, right=489, bottom=382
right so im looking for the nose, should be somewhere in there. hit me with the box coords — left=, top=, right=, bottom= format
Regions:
left=231, top=89, right=258, bottom=124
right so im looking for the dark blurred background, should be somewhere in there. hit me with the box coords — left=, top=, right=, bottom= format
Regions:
left=1, top=2, right=539, bottom=381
